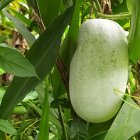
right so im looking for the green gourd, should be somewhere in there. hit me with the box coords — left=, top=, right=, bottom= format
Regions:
left=69, top=19, right=128, bottom=123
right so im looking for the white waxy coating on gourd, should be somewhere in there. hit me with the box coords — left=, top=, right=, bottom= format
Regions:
left=69, top=19, right=128, bottom=123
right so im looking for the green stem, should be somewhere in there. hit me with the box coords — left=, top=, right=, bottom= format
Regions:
left=58, top=105, right=69, bottom=140
left=97, top=12, right=132, bottom=20
left=38, top=86, right=49, bottom=140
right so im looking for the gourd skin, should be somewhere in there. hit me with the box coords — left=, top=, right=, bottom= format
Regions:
left=69, top=19, right=128, bottom=123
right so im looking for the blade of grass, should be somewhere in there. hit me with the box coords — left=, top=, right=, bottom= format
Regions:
left=26, top=101, right=62, bottom=132
left=0, top=7, right=73, bottom=119
left=38, top=84, right=49, bottom=140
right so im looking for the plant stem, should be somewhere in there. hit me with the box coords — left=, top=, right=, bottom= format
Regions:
left=38, top=86, right=49, bottom=140
left=56, top=55, right=69, bottom=95
left=97, top=12, right=132, bottom=20
left=58, top=105, right=69, bottom=140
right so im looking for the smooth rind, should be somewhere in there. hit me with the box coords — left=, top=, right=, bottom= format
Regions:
left=69, top=19, right=128, bottom=123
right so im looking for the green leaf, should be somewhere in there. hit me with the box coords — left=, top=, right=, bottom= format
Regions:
left=0, top=119, right=16, bottom=135
left=35, top=84, right=45, bottom=103
left=26, top=0, right=40, bottom=15
left=104, top=98, right=140, bottom=140
left=0, top=36, right=6, bottom=44
left=13, top=105, right=27, bottom=115
left=10, top=9, right=32, bottom=27
left=26, top=101, right=62, bottom=133
left=70, top=118, right=88, bottom=140
left=126, top=0, right=134, bottom=12
left=0, top=46, right=37, bottom=77
left=36, top=0, right=61, bottom=26
left=0, top=7, right=73, bottom=119
left=3, top=10, right=36, bottom=46
left=87, top=119, right=113, bottom=140
left=0, top=68, right=5, bottom=75
left=52, top=64, right=66, bottom=99
left=117, top=0, right=123, bottom=4
left=51, top=0, right=81, bottom=99
left=38, top=86, right=49, bottom=140
left=65, top=0, right=81, bottom=70
left=129, top=0, right=140, bottom=63
left=50, top=98, right=70, bottom=109
left=0, top=0, right=13, bottom=10
left=0, top=87, right=6, bottom=103
left=22, top=90, right=38, bottom=102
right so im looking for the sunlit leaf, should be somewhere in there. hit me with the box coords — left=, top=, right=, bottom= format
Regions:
left=3, top=10, right=35, bottom=46
left=51, top=0, right=81, bottom=100
left=0, top=68, right=5, bottom=75
left=0, top=46, right=38, bottom=77
left=126, top=0, right=134, bottom=12
left=0, top=119, right=16, bottom=135
left=0, top=7, right=73, bottom=119
left=129, top=0, right=140, bottom=63
left=38, top=86, right=49, bottom=140
left=105, top=98, right=140, bottom=140
left=10, top=9, right=32, bottom=27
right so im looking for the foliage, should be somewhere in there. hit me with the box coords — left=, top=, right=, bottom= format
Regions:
left=0, top=0, right=139, bottom=140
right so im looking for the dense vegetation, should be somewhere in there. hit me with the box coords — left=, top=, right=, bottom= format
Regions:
left=0, top=0, right=140, bottom=140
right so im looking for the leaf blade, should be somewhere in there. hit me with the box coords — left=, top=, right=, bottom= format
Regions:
left=0, top=0, right=13, bottom=10
left=38, top=86, right=49, bottom=140
left=105, top=98, right=140, bottom=140
left=0, top=46, right=37, bottom=77
left=36, top=0, right=60, bottom=26
left=3, top=10, right=35, bottom=46
left=0, top=7, right=73, bottom=119
left=128, top=0, right=140, bottom=63
left=0, top=119, right=16, bottom=135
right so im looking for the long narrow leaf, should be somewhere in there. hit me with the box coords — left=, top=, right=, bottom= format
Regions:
left=0, top=119, right=16, bottom=135
left=3, top=10, right=35, bottom=46
left=52, top=0, right=81, bottom=99
left=0, top=46, right=37, bottom=77
left=10, top=9, right=32, bottom=27
left=128, top=0, right=140, bottom=63
left=63, top=0, right=82, bottom=71
left=36, top=0, right=60, bottom=26
left=105, top=98, right=140, bottom=140
left=38, top=86, right=49, bottom=140
left=0, top=7, right=73, bottom=119
left=0, top=0, right=13, bottom=10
